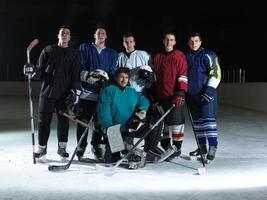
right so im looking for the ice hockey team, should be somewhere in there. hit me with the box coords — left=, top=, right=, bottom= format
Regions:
left=23, top=24, right=221, bottom=170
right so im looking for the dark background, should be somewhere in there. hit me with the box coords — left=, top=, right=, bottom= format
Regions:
left=0, top=0, right=266, bottom=81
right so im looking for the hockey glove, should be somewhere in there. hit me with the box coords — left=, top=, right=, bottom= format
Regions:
left=172, top=91, right=185, bottom=107
left=71, top=103, right=84, bottom=118
left=125, top=111, right=146, bottom=133
left=65, top=89, right=82, bottom=116
left=66, top=89, right=82, bottom=105
left=80, top=69, right=109, bottom=87
left=23, top=63, right=36, bottom=78
left=80, top=70, right=99, bottom=84
left=200, top=86, right=215, bottom=105
left=135, top=110, right=147, bottom=120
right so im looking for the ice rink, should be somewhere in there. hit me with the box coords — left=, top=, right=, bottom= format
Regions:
left=0, top=96, right=267, bottom=200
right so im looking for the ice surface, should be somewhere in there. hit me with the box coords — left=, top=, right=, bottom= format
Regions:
left=0, top=97, right=267, bottom=200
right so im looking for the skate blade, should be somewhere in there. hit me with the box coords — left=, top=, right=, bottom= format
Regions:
left=128, top=162, right=139, bottom=170
left=189, top=156, right=198, bottom=161
left=36, top=155, right=48, bottom=163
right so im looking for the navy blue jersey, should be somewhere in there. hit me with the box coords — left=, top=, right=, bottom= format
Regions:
left=187, top=47, right=221, bottom=96
left=79, top=43, right=118, bottom=97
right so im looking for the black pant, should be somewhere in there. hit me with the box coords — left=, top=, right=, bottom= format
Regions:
left=76, top=99, right=102, bottom=149
left=38, top=97, right=69, bottom=146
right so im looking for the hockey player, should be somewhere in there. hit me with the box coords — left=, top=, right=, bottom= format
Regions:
left=76, top=26, right=118, bottom=160
left=97, top=67, right=154, bottom=169
left=117, top=32, right=156, bottom=93
left=117, top=32, right=161, bottom=160
left=186, top=32, right=221, bottom=161
left=23, top=25, right=81, bottom=158
left=152, top=32, right=188, bottom=160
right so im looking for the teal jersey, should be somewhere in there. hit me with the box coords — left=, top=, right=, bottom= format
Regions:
left=97, top=84, right=149, bottom=130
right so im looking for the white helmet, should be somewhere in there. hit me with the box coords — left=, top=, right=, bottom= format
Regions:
left=139, top=65, right=152, bottom=72
left=91, top=69, right=109, bottom=80
left=138, top=65, right=156, bottom=83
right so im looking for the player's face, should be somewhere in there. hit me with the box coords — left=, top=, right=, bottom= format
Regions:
left=163, top=34, right=176, bottom=52
left=117, top=72, right=129, bottom=88
left=123, top=36, right=135, bottom=53
left=58, top=28, right=71, bottom=44
left=188, top=36, right=202, bottom=51
left=94, top=28, right=107, bottom=43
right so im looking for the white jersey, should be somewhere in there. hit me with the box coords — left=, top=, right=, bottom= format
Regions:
left=117, top=50, right=151, bottom=92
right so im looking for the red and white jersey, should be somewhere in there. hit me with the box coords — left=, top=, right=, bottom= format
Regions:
left=153, top=50, right=188, bottom=100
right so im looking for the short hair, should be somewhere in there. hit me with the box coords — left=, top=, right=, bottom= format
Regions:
left=94, top=25, right=107, bottom=33
left=115, top=67, right=131, bottom=78
left=188, top=32, right=202, bottom=41
left=58, top=25, right=71, bottom=32
left=123, top=32, right=135, bottom=40
left=163, top=31, right=176, bottom=40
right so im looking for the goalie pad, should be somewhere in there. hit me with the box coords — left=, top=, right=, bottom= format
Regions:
left=107, top=124, right=125, bottom=153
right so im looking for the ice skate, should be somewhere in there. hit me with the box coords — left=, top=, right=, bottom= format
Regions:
left=206, top=146, right=217, bottom=161
left=189, top=144, right=207, bottom=157
left=76, top=147, right=85, bottom=160
left=57, top=148, right=69, bottom=158
left=35, top=145, right=47, bottom=159
left=146, top=147, right=164, bottom=163
left=91, top=145, right=103, bottom=161
left=57, top=142, right=69, bottom=158
left=127, top=149, right=144, bottom=169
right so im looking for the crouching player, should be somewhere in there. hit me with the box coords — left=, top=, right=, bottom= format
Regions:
left=96, top=67, right=162, bottom=169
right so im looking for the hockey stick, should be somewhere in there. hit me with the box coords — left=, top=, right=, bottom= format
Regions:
left=27, top=39, right=39, bottom=63
left=26, top=38, right=39, bottom=164
left=58, top=111, right=99, bottom=133
left=111, top=104, right=175, bottom=170
left=186, top=103, right=206, bottom=174
left=48, top=111, right=99, bottom=171
left=48, top=126, right=89, bottom=172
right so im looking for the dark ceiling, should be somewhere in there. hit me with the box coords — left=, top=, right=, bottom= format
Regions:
left=0, top=0, right=267, bottom=81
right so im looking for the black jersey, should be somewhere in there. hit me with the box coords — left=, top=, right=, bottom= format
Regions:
left=35, top=45, right=80, bottom=99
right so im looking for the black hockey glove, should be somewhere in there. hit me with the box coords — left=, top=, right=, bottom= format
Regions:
left=125, top=110, right=146, bottom=133
left=66, top=89, right=82, bottom=106
left=71, top=103, right=84, bottom=118
left=23, top=63, right=36, bottom=78
left=200, top=86, right=215, bottom=105
left=65, top=89, right=82, bottom=117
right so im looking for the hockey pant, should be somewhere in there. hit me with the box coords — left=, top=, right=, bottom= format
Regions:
left=37, top=97, right=69, bottom=146
left=75, top=99, right=101, bottom=149
left=161, top=104, right=185, bottom=151
left=187, top=95, right=218, bottom=147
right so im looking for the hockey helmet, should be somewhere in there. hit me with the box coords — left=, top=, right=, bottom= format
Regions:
left=138, top=65, right=156, bottom=82
left=91, top=69, right=109, bottom=80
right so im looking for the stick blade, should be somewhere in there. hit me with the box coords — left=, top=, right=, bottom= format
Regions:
left=48, top=164, right=68, bottom=172
left=27, top=39, right=39, bottom=52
